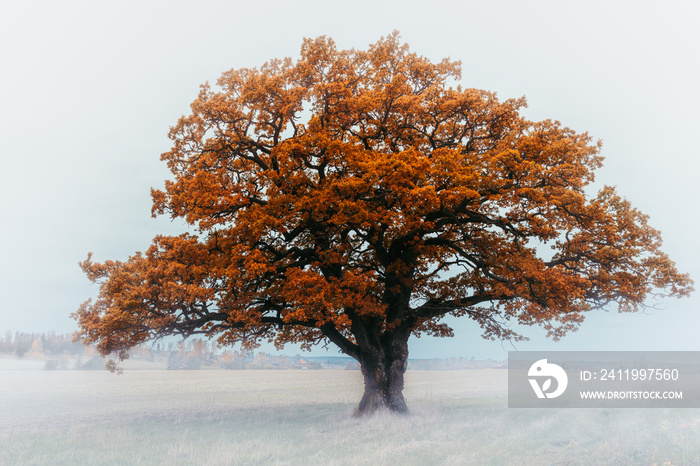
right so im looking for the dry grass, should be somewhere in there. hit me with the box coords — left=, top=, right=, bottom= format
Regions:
left=1, top=369, right=699, bottom=465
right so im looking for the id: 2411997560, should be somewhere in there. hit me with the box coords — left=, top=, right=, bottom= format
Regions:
left=581, top=368, right=680, bottom=382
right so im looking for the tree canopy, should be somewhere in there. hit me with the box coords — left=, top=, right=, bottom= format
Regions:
left=74, top=32, right=693, bottom=415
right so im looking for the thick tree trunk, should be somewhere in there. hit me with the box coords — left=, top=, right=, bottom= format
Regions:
left=355, top=330, right=410, bottom=416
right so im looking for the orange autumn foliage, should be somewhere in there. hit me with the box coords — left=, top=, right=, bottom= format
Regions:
left=75, top=33, right=692, bottom=377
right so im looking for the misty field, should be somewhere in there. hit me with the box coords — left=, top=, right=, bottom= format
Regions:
left=1, top=367, right=699, bottom=465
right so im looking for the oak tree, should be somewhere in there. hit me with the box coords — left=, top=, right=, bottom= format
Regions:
left=74, top=33, right=693, bottom=415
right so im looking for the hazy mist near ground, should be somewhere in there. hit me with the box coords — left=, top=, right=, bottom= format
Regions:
left=2, top=369, right=698, bottom=464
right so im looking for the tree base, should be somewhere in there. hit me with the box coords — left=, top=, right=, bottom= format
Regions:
left=353, top=388, right=409, bottom=417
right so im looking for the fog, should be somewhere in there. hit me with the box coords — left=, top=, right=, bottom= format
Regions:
left=1, top=3, right=699, bottom=462
left=2, top=366, right=698, bottom=464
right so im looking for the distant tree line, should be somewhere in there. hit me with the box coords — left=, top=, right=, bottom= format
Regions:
left=161, top=340, right=325, bottom=370
left=0, top=331, right=87, bottom=359
left=0, top=331, right=504, bottom=371
left=160, top=344, right=505, bottom=371
left=0, top=332, right=327, bottom=370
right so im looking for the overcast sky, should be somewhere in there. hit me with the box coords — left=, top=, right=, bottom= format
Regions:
left=1, top=0, right=698, bottom=359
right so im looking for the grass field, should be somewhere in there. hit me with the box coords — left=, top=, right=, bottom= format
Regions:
left=1, top=367, right=699, bottom=465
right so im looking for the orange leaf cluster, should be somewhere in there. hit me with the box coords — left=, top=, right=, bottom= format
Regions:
left=74, top=32, right=692, bottom=364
